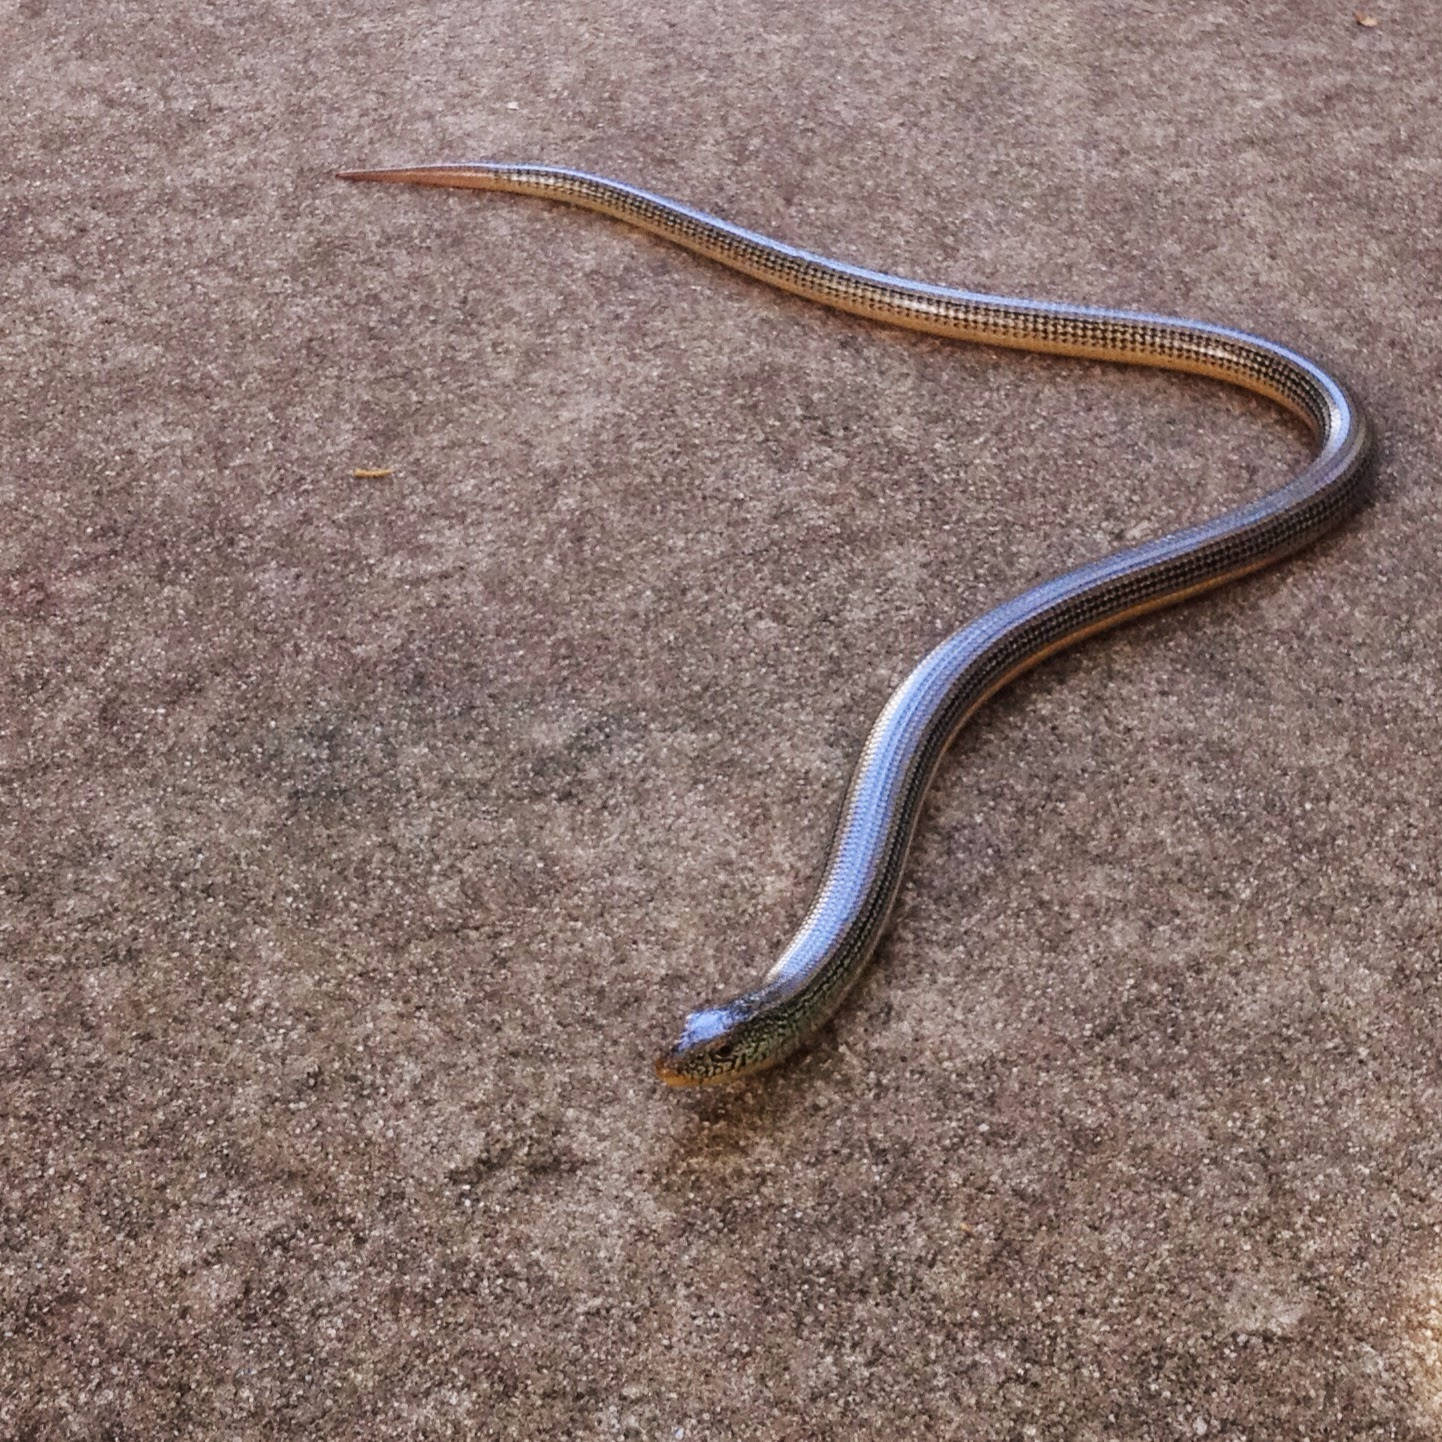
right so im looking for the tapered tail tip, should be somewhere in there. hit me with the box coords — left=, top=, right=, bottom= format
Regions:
left=334, top=163, right=511, bottom=190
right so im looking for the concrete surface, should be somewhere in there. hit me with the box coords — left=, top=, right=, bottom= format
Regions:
left=4, top=1, right=1441, bottom=1437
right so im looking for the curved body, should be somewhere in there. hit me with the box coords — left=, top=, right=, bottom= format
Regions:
left=338, top=162, right=1373, bottom=1086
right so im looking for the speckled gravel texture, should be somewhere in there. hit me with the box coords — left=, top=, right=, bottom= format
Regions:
left=4, top=2, right=1441, bottom=1438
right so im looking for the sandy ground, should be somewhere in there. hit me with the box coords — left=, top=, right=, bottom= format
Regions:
left=4, top=1, right=1441, bottom=1437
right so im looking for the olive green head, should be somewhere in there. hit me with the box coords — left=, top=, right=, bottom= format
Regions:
left=653, top=995, right=794, bottom=1087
